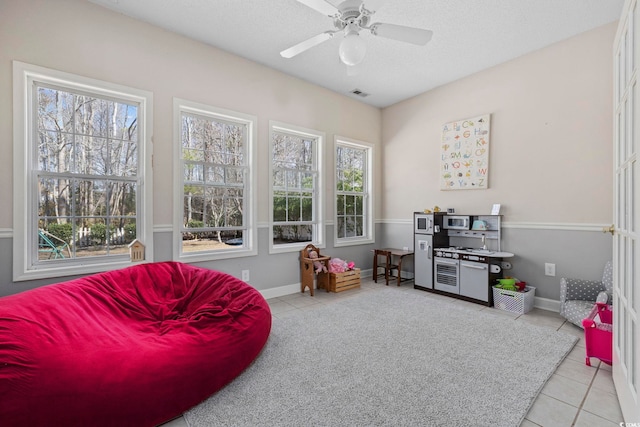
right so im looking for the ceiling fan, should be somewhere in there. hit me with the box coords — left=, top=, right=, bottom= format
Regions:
left=280, top=0, right=433, bottom=67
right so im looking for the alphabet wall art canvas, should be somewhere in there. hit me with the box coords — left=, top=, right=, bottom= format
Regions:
left=440, top=114, right=490, bottom=190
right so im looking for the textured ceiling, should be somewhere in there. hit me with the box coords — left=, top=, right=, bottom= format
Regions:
left=88, top=0, right=624, bottom=108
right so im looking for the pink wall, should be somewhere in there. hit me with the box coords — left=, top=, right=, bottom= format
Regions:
left=382, top=23, right=616, bottom=224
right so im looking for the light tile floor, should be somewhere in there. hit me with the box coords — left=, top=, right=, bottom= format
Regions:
left=162, top=277, right=623, bottom=427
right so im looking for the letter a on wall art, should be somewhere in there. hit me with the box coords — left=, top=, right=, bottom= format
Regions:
left=440, top=114, right=490, bottom=190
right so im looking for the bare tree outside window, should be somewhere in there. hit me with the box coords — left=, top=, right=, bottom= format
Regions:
left=271, top=131, right=318, bottom=245
left=36, top=85, right=139, bottom=261
left=180, top=112, right=247, bottom=253
left=334, top=138, right=372, bottom=245
left=336, top=145, right=366, bottom=239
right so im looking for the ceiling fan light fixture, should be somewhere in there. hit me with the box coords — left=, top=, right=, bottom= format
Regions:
left=339, top=32, right=366, bottom=66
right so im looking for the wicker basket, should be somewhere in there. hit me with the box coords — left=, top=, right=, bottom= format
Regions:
left=492, top=286, right=536, bottom=314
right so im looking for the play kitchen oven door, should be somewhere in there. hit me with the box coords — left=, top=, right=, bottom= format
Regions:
left=434, top=257, right=459, bottom=293
left=459, top=260, right=489, bottom=302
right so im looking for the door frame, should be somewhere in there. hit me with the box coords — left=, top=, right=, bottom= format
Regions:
left=612, top=0, right=640, bottom=421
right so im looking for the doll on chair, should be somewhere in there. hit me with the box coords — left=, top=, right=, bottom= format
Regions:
left=308, top=249, right=327, bottom=274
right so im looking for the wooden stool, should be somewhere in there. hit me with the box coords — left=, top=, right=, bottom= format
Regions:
left=373, top=249, right=399, bottom=286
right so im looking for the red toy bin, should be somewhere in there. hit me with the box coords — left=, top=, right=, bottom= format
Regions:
left=582, top=302, right=613, bottom=366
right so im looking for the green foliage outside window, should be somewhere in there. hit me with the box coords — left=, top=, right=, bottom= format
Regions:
left=336, top=144, right=366, bottom=239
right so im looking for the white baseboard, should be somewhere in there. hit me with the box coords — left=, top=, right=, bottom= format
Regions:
left=259, top=283, right=301, bottom=300
left=259, top=275, right=563, bottom=317
left=259, top=269, right=374, bottom=300
left=534, top=296, right=560, bottom=313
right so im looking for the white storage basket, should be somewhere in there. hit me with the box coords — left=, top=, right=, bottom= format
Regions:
left=492, top=286, right=536, bottom=314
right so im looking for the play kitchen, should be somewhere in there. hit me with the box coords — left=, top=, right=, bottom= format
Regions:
left=414, top=211, right=514, bottom=306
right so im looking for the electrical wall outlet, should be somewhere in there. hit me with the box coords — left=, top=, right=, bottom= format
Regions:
left=402, top=246, right=409, bottom=251
left=544, top=263, right=556, bottom=277
left=242, top=270, right=250, bottom=282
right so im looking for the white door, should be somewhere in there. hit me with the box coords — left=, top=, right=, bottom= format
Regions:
left=613, top=0, right=640, bottom=421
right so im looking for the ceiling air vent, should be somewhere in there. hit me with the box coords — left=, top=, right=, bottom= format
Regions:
left=350, top=89, right=369, bottom=98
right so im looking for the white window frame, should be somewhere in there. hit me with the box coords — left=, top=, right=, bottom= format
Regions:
left=334, top=135, right=374, bottom=247
left=269, top=121, right=324, bottom=254
left=173, top=99, right=257, bottom=262
left=12, top=61, right=154, bottom=281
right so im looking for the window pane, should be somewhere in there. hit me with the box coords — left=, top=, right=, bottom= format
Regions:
left=38, top=177, right=72, bottom=219
left=73, top=217, right=108, bottom=256
left=273, top=170, right=284, bottom=188
left=335, top=142, right=369, bottom=242
left=286, top=171, right=299, bottom=189
left=180, top=110, right=248, bottom=253
left=301, top=172, right=314, bottom=189
left=345, top=216, right=356, bottom=237
left=73, top=179, right=107, bottom=217
left=38, top=130, right=71, bottom=173
left=108, top=181, right=137, bottom=217
left=337, top=195, right=345, bottom=215
left=204, top=166, right=224, bottom=184
left=17, top=69, right=153, bottom=277
left=38, top=224, right=72, bottom=261
left=273, top=225, right=312, bottom=244
left=352, top=171, right=363, bottom=191
left=183, top=148, right=204, bottom=162
left=33, top=85, right=142, bottom=265
left=38, top=177, right=62, bottom=218
left=184, top=163, right=204, bottom=183
left=184, top=185, right=204, bottom=224
left=271, top=128, right=319, bottom=246
left=355, top=216, right=363, bottom=236
left=38, top=179, right=137, bottom=260
left=336, top=169, right=345, bottom=191
left=182, top=230, right=244, bottom=253
left=109, top=140, right=137, bottom=177
left=337, top=217, right=345, bottom=238
left=107, top=101, right=138, bottom=141
left=205, top=187, right=225, bottom=227
left=346, top=195, right=356, bottom=215
left=273, top=192, right=286, bottom=222
left=38, top=87, right=73, bottom=133
left=226, top=167, right=244, bottom=185
left=287, top=196, right=300, bottom=221
left=74, top=96, right=109, bottom=138
left=301, top=197, right=313, bottom=221
left=226, top=200, right=243, bottom=227
left=73, top=136, right=108, bottom=175
left=355, top=195, right=363, bottom=215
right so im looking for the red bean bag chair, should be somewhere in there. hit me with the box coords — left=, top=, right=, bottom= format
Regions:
left=0, top=262, right=271, bottom=426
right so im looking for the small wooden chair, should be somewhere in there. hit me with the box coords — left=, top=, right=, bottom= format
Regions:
left=300, top=244, right=331, bottom=296
left=373, top=249, right=399, bottom=286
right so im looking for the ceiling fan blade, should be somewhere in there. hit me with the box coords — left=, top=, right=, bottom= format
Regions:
left=294, top=0, right=339, bottom=16
left=370, top=23, right=433, bottom=45
left=280, top=31, right=335, bottom=58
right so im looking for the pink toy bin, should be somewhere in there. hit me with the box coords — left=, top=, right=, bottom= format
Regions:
left=582, top=302, right=613, bottom=367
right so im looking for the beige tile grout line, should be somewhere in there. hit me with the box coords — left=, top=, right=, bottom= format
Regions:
left=552, top=319, right=603, bottom=427
left=569, top=364, right=601, bottom=426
